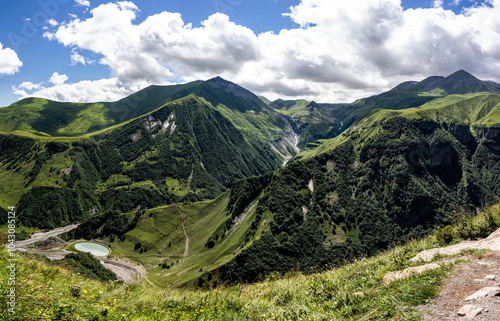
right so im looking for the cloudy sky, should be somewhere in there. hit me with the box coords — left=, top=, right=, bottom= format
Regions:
left=1, top=0, right=499, bottom=107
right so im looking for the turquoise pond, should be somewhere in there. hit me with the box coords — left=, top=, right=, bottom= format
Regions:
left=74, top=242, right=110, bottom=256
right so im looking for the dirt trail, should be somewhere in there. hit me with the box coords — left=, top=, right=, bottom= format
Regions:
left=99, top=258, right=154, bottom=286
left=413, top=227, right=500, bottom=320
left=420, top=251, right=500, bottom=320
left=176, top=205, right=190, bottom=257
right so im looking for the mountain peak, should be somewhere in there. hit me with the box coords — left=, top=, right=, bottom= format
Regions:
left=206, top=76, right=227, bottom=84
left=438, top=69, right=500, bottom=94
left=445, top=69, right=478, bottom=81
left=200, top=76, right=268, bottom=112
left=391, top=70, right=500, bottom=95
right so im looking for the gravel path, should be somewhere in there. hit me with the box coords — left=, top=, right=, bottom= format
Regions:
left=14, top=224, right=79, bottom=248
left=98, top=258, right=153, bottom=285
left=420, top=251, right=500, bottom=320
left=416, top=228, right=500, bottom=320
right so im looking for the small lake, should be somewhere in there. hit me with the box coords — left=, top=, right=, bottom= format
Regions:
left=74, top=242, right=110, bottom=256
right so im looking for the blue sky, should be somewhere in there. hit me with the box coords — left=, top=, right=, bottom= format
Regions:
left=0, top=0, right=499, bottom=106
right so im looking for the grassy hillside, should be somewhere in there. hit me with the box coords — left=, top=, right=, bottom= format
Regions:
left=0, top=81, right=204, bottom=137
left=65, top=176, right=275, bottom=287
left=0, top=77, right=294, bottom=149
left=1, top=94, right=285, bottom=229
left=2, top=204, right=498, bottom=320
left=0, top=77, right=299, bottom=229
left=213, top=113, right=500, bottom=283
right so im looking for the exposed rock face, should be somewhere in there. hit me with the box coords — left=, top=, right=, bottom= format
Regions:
left=269, top=124, right=300, bottom=165
left=131, top=130, right=141, bottom=141
left=477, top=127, right=500, bottom=142
left=142, top=113, right=176, bottom=137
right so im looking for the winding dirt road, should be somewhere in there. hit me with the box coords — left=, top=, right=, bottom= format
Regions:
left=14, top=224, right=79, bottom=248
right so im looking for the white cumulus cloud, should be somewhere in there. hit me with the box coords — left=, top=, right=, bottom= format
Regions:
left=0, top=43, right=23, bottom=76
left=75, top=0, right=90, bottom=7
left=47, top=19, right=58, bottom=27
left=433, top=0, right=444, bottom=8
left=18, top=82, right=42, bottom=90
left=31, top=0, right=500, bottom=103
left=14, top=76, right=152, bottom=103
left=49, top=72, right=69, bottom=86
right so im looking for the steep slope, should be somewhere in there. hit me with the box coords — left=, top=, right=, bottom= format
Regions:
left=69, top=89, right=500, bottom=286
left=0, top=77, right=297, bottom=158
left=73, top=107, right=500, bottom=286
left=285, top=71, right=500, bottom=150
left=270, top=99, right=349, bottom=149
left=207, top=75, right=500, bottom=282
left=0, top=77, right=302, bottom=229
left=215, top=115, right=500, bottom=283
left=0, top=95, right=284, bottom=229
left=0, top=81, right=203, bottom=137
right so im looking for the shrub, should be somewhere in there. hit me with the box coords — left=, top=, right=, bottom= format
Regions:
left=435, top=225, right=455, bottom=245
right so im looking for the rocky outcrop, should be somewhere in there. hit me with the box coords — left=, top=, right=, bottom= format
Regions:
left=269, top=124, right=300, bottom=165
left=411, top=228, right=500, bottom=262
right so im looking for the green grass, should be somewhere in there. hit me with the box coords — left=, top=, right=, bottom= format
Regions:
left=0, top=98, right=114, bottom=136
left=271, top=99, right=310, bottom=114
left=5, top=205, right=499, bottom=320
left=104, top=191, right=269, bottom=287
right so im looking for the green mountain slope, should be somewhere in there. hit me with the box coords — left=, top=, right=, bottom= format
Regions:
left=2, top=70, right=500, bottom=287
left=0, top=77, right=296, bottom=150
left=0, top=83, right=200, bottom=137
left=68, top=92, right=500, bottom=286
left=271, top=70, right=500, bottom=153
left=0, top=77, right=303, bottom=229
left=69, top=111, right=500, bottom=286
left=296, top=92, right=500, bottom=160
left=0, top=94, right=286, bottom=229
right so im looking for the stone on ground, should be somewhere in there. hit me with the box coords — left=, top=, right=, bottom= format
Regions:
left=457, top=304, right=483, bottom=318
left=464, top=286, right=500, bottom=301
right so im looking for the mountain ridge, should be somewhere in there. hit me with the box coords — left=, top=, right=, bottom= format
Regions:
left=1, top=70, right=500, bottom=288
left=389, top=70, right=500, bottom=95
